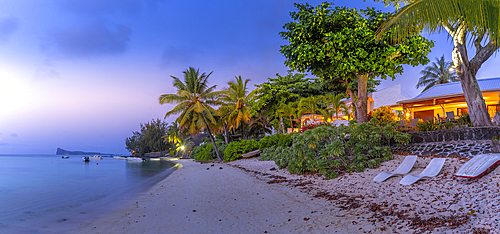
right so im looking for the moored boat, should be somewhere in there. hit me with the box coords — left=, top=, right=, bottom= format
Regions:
left=82, top=156, right=90, bottom=162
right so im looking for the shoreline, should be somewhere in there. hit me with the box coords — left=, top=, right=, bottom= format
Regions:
left=73, top=156, right=500, bottom=233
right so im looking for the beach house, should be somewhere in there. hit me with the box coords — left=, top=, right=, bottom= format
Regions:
left=397, top=77, right=500, bottom=121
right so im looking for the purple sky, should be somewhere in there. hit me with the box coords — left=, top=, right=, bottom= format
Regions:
left=0, top=0, right=498, bottom=154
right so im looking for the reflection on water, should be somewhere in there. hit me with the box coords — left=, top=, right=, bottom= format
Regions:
left=0, top=155, right=177, bottom=233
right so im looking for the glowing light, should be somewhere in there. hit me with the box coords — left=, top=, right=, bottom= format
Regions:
left=180, top=145, right=185, bottom=150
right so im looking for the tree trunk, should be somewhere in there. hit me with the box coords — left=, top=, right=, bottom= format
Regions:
left=446, top=24, right=498, bottom=126
left=223, top=122, right=229, bottom=145
left=201, top=114, right=222, bottom=161
left=347, top=88, right=357, bottom=121
left=354, top=73, right=369, bottom=123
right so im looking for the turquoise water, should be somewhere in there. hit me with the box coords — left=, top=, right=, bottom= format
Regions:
left=0, top=155, right=178, bottom=233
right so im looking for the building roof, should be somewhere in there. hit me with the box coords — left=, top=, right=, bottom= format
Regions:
left=399, top=77, right=500, bottom=103
left=372, top=84, right=410, bottom=108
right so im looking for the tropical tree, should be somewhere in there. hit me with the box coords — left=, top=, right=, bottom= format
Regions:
left=377, top=0, right=500, bottom=126
left=250, top=72, right=345, bottom=130
left=323, top=93, right=347, bottom=120
left=159, top=67, right=223, bottom=161
left=125, top=119, right=170, bottom=155
left=219, top=76, right=256, bottom=133
left=163, top=122, right=186, bottom=155
left=298, top=95, right=325, bottom=118
left=416, top=55, right=458, bottom=92
left=276, top=102, right=297, bottom=129
left=280, top=3, right=433, bottom=123
left=247, top=110, right=272, bottom=137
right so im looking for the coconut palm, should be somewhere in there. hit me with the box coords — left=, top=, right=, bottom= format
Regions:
left=298, top=96, right=325, bottom=117
left=219, top=76, right=255, bottom=132
left=159, top=67, right=223, bottom=161
left=323, top=93, right=347, bottom=120
left=276, top=102, right=297, bottom=129
left=416, top=55, right=458, bottom=92
left=377, top=0, right=500, bottom=125
left=247, top=110, right=272, bottom=137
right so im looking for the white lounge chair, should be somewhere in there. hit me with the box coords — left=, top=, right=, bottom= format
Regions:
left=400, top=158, right=446, bottom=185
left=455, top=153, right=500, bottom=179
left=373, top=156, right=417, bottom=182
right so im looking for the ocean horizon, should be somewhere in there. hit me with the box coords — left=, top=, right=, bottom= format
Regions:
left=0, top=154, right=178, bottom=233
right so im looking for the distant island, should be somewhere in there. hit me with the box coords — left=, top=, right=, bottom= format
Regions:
left=56, top=148, right=100, bottom=155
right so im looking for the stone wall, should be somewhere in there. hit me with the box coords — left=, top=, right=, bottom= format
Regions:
left=392, top=127, right=500, bottom=158
left=391, top=140, right=492, bottom=158
left=410, top=127, right=500, bottom=143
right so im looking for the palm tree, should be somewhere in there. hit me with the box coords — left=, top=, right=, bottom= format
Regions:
left=247, top=110, right=272, bottom=137
left=323, top=93, right=347, bottom=120
left=219, top=76, right=255, bottom=135
left=276, top=102, right=297, bottom=129
left=416, top=55, right=458, bottom=92
left=377, top=0, right=499, bottom=125
left=298, top=96, right=325, bottom=117
left=159, top=67, right=224, bottom=161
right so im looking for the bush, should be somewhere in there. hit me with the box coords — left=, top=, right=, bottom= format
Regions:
left=416, top=114, right=472, bottom=132
left=223, top=139, right=260, bottom=162
left=260, top=119, right=410, bottom=179
left=258, top=133, right=293, bottom=150
left=370, top=106, right=396, bottom=125
left=192, top=141, right=226, bottom=162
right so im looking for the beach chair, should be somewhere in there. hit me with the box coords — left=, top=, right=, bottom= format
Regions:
left=446, top=111, right=456, bottom=121
left=408, top=118, right=419, bottom=130
left=400, top=158, right=446, bottom=185
left=373, top=156, right=417, bottom=182
left=455, top=153, right=500, bottom=179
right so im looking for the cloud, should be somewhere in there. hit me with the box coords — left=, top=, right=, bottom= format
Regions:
left=0, top=17, right=20, bottom=43
left=10, top=133, right=18, bottom=137
left=45, top=21, right=132, bottom=58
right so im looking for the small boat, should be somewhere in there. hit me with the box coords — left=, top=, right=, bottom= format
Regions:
left=113, top=156, right=127, bottom=160
left=455, top=153, right=500, bottom=179
left=90, top=154, right=103, bottom=160
left=127, top=157, right=145, bottom=162
left=62, top=156, right=69, bottom=159
left=82, top=156, right=90, bottom=162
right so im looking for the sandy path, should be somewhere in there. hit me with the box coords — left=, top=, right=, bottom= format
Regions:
left=73, top=159, right=360, bottom=234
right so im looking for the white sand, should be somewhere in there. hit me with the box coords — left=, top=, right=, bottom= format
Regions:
left=73, top=156, right=500, bottom=233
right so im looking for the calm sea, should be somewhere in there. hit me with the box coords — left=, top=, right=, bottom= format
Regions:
left=0, top=154, right=178, bottom=233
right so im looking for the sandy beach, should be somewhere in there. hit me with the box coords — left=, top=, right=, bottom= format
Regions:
left=73, top=155, right=500, bottom=233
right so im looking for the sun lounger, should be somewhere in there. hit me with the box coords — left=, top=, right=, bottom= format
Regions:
left=373, top=156, right=417, bottom=182
left=454, top=153, right=500, bottom=179
left=400, top=158, right=446, bottom=185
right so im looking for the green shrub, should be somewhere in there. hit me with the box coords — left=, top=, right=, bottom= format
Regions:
left=223, top=139, right=259, bottom=162
left=260, top=119, right=410, bottom=179
left=370, top=106, right=397, bottom=125
left=258, top=133, right=293, bottom=150
left=192, top=141, right=226, bottom=162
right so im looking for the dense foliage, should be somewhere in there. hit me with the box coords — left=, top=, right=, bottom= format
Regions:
left=258, top=133, right=293, bottom=151
left=125, top=119, right=170, bottom=155
left=260, top=119, right=410, bottom=179
left=416, top=114, right=472, bottom=131
left=250, top=72, right=343, bottom=130
left=369, top=106, right=397, bottom=125
left=191, top=142, right=227, bottom=162
left=223, top=139, right=260, bottom=162
left=280, top=2, right=433, bottom=123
